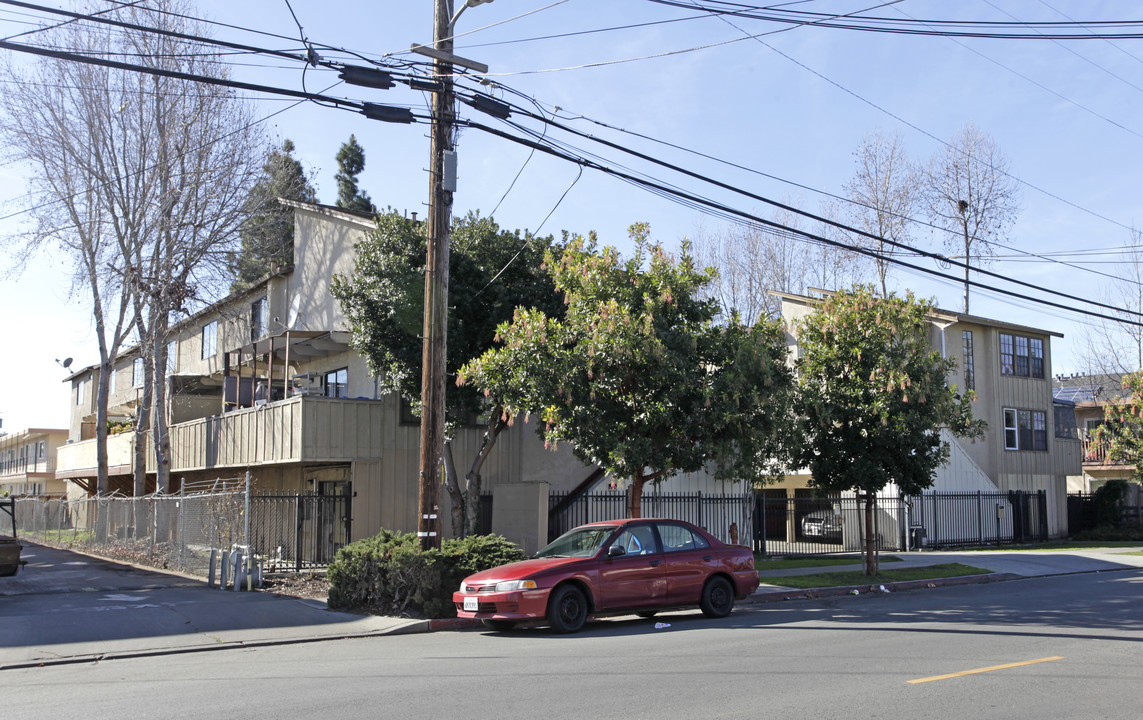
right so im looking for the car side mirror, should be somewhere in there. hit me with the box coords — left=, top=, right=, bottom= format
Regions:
left=607, top=544, right=626, bottom=558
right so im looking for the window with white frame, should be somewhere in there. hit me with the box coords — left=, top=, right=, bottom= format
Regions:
left=76, top=378, right=85, bottom=406
left=108, top=365, right=116, bottom=395
left=166, top=340, right=177, bottom=375
left=1004, top=407, right=1048, bottom=451
left=133, top=357, right=144, bottom=387
left=201, top=320, right=217, bottom=359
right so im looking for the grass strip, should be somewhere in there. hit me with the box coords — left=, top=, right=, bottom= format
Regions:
left=757, top=562, right=991, bottom=589
left=754, top=554, right=901, bottom=570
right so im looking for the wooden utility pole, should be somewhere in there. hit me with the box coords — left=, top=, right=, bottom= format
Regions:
left=418, top=0, right=454, bottom=551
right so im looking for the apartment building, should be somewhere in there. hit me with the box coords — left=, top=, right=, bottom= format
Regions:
left=0, top=428, right=68, bottom=497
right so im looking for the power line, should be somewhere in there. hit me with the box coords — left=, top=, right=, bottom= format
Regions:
left=643, top=1, right=1143, bottom=39
left=457, top=114, right=1143, bottom=329
left=462, top=89, right=1143, bottom=322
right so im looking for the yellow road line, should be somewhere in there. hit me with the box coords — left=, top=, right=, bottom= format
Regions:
left=909, top=657, right=1064, bottom=684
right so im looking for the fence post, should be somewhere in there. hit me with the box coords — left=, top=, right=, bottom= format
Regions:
left=295, top=492, right=303, bottom=574
left=978, top=491, right=987, bottom=546
left=244, top=471, right=251, bottom=550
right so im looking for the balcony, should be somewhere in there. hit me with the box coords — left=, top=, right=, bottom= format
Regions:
left=166, top=395, right=387, bottom=472
left=56, top=432, right=135, bottom=479
left=56, top=396, right=388, bottom=479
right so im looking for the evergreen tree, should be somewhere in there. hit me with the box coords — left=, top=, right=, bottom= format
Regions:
left=335, top=134, right=374, bottom=213
left=228, top=139, right=316, bottom=292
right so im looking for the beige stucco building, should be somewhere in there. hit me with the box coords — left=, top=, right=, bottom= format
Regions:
left=54, top=201, right=600, bottom=551
left=771, top=291, right=1080, bottom=538
left=0, top=428, right=68, bottom=497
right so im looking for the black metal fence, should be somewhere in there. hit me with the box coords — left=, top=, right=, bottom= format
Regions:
left=908, top=490, right=1048, bottom=548
left=548, top=491, right=753, bottom=546
left=248, top=492, right=351, bottom=572
left=548, top=488, right=1052, bottom=556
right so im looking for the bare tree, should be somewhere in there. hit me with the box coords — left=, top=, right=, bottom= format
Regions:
left=843, top=130, right=919, bottom=297
left=923, top=122, right=1019, bottom=313
left=0, top=2, right=265, bottom=495
left=1080, top=230, right=1143, bottom=375
left=693, top=199, right=871, bottom=322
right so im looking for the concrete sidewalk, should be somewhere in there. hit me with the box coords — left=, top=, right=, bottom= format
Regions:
left=4, top=542, right=1142, bottom=669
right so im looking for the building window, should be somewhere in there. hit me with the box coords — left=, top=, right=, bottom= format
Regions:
left=108, top=365, right=116, bottom=395
left=133, top=357, right=144, bottom=387
left=1000, top=334, right=1014, bottom=376
left=1029, top=338, right=1044, bottom=379
left=166, top=340, right=177, bottom=375
left=201, top=321, right=217, bottom=359
left=38, top=441, right=46, bottom=460
left=251, top=298, right=266, bottom=341
left=76, top=378, right=85, bottom=406
left=962, top=330, right=975, bottom=390
left=324, top=367, right=348, bottom=398
left=1004, top=407, right=1047, bottom=451
left=999, top=333, right=1044, bottom=379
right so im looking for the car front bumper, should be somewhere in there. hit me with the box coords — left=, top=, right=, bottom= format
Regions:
left=452, top=587, right=552, bottom=621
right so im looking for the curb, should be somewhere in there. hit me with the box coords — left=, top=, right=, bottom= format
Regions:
left=739, top=571, right=1021, bottom=605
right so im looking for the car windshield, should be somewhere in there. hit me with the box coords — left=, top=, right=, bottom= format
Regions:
left=536, top=526, right=616, bottom=558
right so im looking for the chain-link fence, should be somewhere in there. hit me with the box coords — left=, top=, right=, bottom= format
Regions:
left=14, top=479, right=351, bottom=577
left=14, top=485, right=245, bottom=577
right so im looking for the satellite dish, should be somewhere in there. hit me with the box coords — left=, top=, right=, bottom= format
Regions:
left=56, top=357, right=73, bottom=370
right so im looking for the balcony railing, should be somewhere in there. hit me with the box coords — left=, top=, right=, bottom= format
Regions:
left=166, top=395, right=386, bottom=472
left=1080, top=434, right=1128, bottom=466
left=56, top=396, right=388, bottom=478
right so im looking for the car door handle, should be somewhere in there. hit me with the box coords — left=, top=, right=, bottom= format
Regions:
left=703, top=555, right=713, bottom=561
left=649, top=559, right=661, bottom=566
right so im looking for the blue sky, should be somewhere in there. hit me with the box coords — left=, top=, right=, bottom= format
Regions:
left=2, top=0, right=1141, bottom=430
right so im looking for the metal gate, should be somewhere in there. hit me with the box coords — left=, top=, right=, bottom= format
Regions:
left=248, top=490, right=351, bottom=571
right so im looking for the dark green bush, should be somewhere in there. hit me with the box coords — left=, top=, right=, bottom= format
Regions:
left=327, top=530, right=525, bottom=618
left=1093, top=480, right=1129, bottom=527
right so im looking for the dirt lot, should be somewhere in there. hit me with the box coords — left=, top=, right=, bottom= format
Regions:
left=261, top=572, right=330, bottom=601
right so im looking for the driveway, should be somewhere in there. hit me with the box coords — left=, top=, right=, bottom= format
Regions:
left=0, top=543, right=420, bottom=669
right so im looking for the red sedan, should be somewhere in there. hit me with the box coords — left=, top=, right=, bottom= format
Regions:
left=453, top=518, right=759, bottom=633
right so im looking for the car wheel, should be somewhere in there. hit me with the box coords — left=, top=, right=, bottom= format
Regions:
left=482, top=619, right=517, bottom=632
left=635, top=611, right=658, bottom=619
left=547, top=584, right=588, bottom=633
left=699, top=576, right=735, bottom=619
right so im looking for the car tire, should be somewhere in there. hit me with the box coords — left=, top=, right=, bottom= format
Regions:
left=482, top=619, right=517, bottom=632
left=635, top=611, right=658, bottom=619
left=547, top=584, right=589, bottom=633
left=699, top=576, right=735, bottom=619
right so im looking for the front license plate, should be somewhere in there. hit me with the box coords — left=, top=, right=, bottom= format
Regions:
left=463, top=596, right=479, bottom=612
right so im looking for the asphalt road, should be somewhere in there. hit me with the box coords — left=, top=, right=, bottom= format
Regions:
left=6, top=569, right=1142, bottom=720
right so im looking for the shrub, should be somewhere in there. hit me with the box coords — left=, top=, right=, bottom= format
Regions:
left=1093, top=480, right=1129, bottom=527
left=327, top=530, right=525, bottom=618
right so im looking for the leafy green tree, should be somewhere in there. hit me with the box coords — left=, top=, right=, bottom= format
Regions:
left=793, top=286, right=985, bottom=574
left=335, top=134, right=374, bottom=213
left=461, top=223, right=798, bottom=519
left=227, top=139, right=316, bottom=292
left=331, top=211, right=564, bottom=536
left=1095, top=373, right=1143, bottom=485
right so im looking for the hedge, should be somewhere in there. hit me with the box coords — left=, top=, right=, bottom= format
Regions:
left=327, top=530, right=526, bottom=618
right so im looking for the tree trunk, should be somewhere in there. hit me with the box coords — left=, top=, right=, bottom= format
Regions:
left=627, top=475, right=647, bottom=519
left=863, top=492, right=879, bottom=576
left=151, top=322, right=172, bottom=494
left=443, top=441, right=464, bottom=539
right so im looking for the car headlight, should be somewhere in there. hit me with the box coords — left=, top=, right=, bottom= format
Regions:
left=460, top=580, right=468, bottom=593
left=494, top=579, right=537, bottom=592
